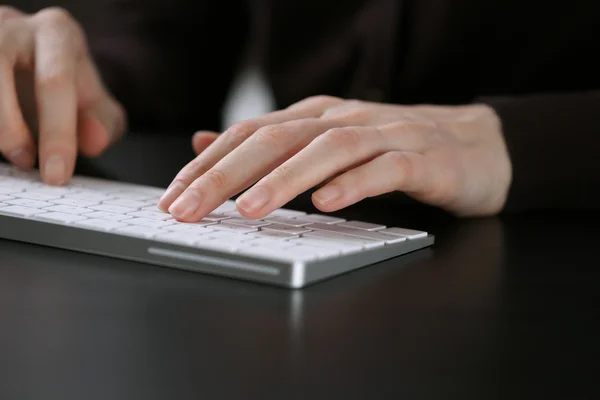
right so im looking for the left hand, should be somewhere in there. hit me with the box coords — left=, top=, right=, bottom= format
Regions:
left=158, top=96, right=512, bottom=221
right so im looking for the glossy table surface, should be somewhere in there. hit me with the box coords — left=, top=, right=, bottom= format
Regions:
left=0, top=138, right=598, bottom=400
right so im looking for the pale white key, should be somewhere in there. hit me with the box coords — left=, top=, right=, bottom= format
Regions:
left=89, top=204, right=137, bottom=214
left=203, top=231, right=244, bottom=240
left=74, top=219, right=129, bottom=231
left=4, top=198, right=54, bottom=209
left=66, top=192, right=115, bottom=201
left=261, top=224, right=312, bottom=235
left=296, top=214, right=345, bottom=224
left=0, top=187, right=23, bottom=195
left=306, top=223, right=406, bottom=243
left=200, top=213, right=231, bottom=222
left=243, top=238, right=297, bottom=248
left=157, top=232, right=201, bottom=246
left=81, top=211, right=134, bottom=221
left=247, top=230, right=299, bottom=239
left=52, top=198, right=100, bottom=208
left=115, top=225, right=166, bottom=238
left=268, top=208, right=307, bottom=218
left=106, top=191, right=156, bottom=201
left=303, top=230, right=384, bottom=249
left=224, top=210, right=246, bottom=219
left=287, top=237, right=362, bottom=254
left=338, top=220, right=386, bottom=231
left=0, top=178, right=37, bottom=189
left=126, top=218, right=173, bottom=229
left=380, top=227, right=428, bottom=239
left=0, top=205, right=48, bottom=217
left=44, top=205, right=91, bottom=215
left=0, top=194, right=13, bottom=202
left=211, top=223, right=258, bottom=234
left=262, top=216, right=314, bottom=227
left=36, top=212, right=88, bottom=224
left=12, top=191, right=60, bottom=201
left=127, top=210, right=172, bottom=220
left=213, top=200, right=237, bottom=213
left=31, top=186, right=76, bottom=196
left=225, top=218, right=271, bottom=227
left=103, top=198, right=148, bottom=208
left=142, top=205, right=163, bottom=212
left=162, top=222, right=216, bottom=234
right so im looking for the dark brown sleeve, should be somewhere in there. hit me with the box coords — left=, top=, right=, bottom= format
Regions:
left=477, top=91, right=600, bottom=213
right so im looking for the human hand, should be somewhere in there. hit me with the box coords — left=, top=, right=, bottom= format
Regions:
left=158, top=96, right=512, bottom=220
left=0, top=6, right=126, bottom=184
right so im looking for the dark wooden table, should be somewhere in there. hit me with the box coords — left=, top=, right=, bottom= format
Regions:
left=0, top=136, right=597, bottom=400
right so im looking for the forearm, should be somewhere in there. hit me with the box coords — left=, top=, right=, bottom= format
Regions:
left=478, top=90, right=600, bottom=213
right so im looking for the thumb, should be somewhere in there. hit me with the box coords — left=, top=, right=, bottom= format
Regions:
left=192, top=131, right=220, bottom=155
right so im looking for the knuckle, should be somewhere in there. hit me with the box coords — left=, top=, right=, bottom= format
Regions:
left=292, top=95, right=342, bottom=109
left=270, top=163, right=294, bottom=185
left=224, top=122, right=256, bottom=145
left=319, top=127, right=364, bottom=155
left=385, top=151, right=414, bottom=179
left=35, top=7, right=74, bottom=26
left=199, top=168, right=230, bottom=190
left=254, top=124, right=288, bottom=146
left=36, top=70, right=73, bottom=89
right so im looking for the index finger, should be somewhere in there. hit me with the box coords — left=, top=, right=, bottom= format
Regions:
left=32, top=9, right=83, bottom=185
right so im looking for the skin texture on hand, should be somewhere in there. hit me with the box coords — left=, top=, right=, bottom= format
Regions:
left=159, top=95, right=512, bottom=220
left=0, top=6, right=126, bottom=185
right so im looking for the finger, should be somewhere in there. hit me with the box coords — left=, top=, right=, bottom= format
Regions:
left=157, top=95, right=342, bottom=211
left=311, top=151, right=441, bottom=212
left=235, top=122, right=438, bottom=218
left=192, top=131, right=219, bottom=155
left=76, top=57, right=127, bottom=157
left=0, top=20, right=36, bottom=169
left=0, top=6, right=24, bottom=21
left=32, top=8, right=84, bottom=185
left=166, top=118, right=341, bottom=221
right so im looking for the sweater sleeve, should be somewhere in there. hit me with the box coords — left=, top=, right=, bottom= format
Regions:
left=477, top=90, right=600, bottom=213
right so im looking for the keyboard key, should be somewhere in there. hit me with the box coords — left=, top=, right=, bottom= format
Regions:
left=126, top=218, right=174, bottom=229
left=44, top=205, right=92, bottom=215
left=4, top=198, right=54, bottom=209
left=89, top=204, right=137, bottom=214
left=380, top=227, right=428, bottom=239
left=115, top=225, right=166, bottom=238
left=36, top=212, right=88, bottom=224
left=247, top=230, right=299, bottom=239
left=338, top=220, right=386, bottom=231
left=81, top=211, right=133, bottom=222
left=0, top=187, right=23, bottom=195
left=225, top=218, right=271, bottom=227
left=0, top=205, right=48, bottom=217
left=262, top=216, right=314, bottom=227
left=261, top=224, right=312, bottom=235
left=306, top=223, right=406, bottom=243
left=104, top=198, right=148, bottom=208
left=75, top=219, right=129, bottom=231
left=211, top=223, right=258, bottom=234
left=0, top=194, right=13, bottom=202
left=303, top=230, right=384, bottom=249
left=52, top=198, right=100, bottom=208
left=301, top=214, right=346, bottom=224
left=202, top=213, right=232, bottom=222
left=268, top=208, right=307, bottom=218
left=13, top=191, right=61, bottom=201
left=127, top=210, right=172, bottom=220
left=287, top=237, right=362, bottom=254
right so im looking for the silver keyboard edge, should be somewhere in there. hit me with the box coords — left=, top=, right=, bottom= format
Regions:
left=0, top=213, right=434, bottom=288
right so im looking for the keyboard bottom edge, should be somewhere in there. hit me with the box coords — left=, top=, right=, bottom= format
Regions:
left=0, top=214, right=434, bottom=288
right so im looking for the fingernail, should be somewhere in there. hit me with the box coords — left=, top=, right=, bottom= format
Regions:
left=158, top=181, right=186, bottom=211
left=313, top=185, right=341, bottom=206
left=169, top=190, right=202, bottom=219
left=43, top=155, right=66, bottom=185
left=8, top=147, right=33, bottom=168
left=237, top=186, right=270, bottom=214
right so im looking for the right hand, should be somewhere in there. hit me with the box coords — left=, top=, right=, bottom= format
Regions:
left=0, top=5, right=126, bottom=185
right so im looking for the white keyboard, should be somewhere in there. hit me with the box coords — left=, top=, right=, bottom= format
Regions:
left=0, top=161, right=433, bottom=288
